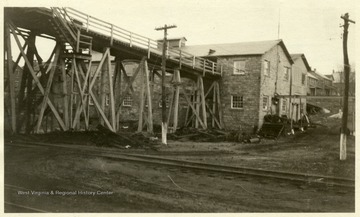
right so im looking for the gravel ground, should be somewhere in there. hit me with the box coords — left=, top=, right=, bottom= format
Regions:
left=4, top=144, right=355, bottom=212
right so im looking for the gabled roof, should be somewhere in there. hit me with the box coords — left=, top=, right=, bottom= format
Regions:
left=307, top=72, right=318, bottom=79
left=157, top=37, right=187, bottom=42
left=324, top=75, right=334, bottom=80
left=291, top=53, right=311, bottom=71
left=316, top=72, right=333, bottom=81
left=182, top=39, right=294, bottom=64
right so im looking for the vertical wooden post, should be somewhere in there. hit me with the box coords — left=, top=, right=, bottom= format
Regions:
left=137, top=63, right=145, bottom=132
left=72, top=59, right=81, bottom=130
left=199, top=76, right=207, bottom=129
left=106, top=50, right=116, bottom=129
left=60, top=57, right=69, bottom=129
left=195, top=78, right=200, bottom=128
left=100, top=49, right=108, bottom=125
left=212, top=81, right=216, bottom=128
left=144, top=60, right=153, bottom=133
left=5, top=23, right=16, bottom=133
left=167, top=90, right=175, bottom=130
left=70, top=62, right=74, bottom=128
left=173, top=69, right=181, bottom=132
left=114, top=58, right=122, bottom=131
left=216, top=81, right=223, bottom=128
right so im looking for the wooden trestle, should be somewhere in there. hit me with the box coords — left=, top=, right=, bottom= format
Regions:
left=4, top=7, right=224, bottom=134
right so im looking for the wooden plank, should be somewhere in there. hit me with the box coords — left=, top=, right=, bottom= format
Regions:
left=184, top=83, right=195, bottom=127
left=113, top=58, right=121, bottom=131
left=107, top=50, right=116, bottom=129
left=77, top=61, right=92, bottom=128
left=89, top=90, right=114, bottom=131
left=206, top=103, right=221, bottom=129
left=35, top=43, right=61, bottom=133
left=89, top=49, right=109, bottom=90
left=167, top=89, right=175, bottom=128
left=195, top=79, right=199, bottom=128
left=9, top=24, right=67, bottom=131
left=180, top=86, right=206, bottom=129
left=137, top=63, right=145, bottom=132
left=100, top=49, right=108, bottom=126
left=144, top=60, right=153, bottom=133
left=199, top=76, right=207, bottom=129
left=5, top=23, right=17, bottom=132
left=212, top=81, right=216, bottom=128
left=215, top=82, right=223, bottom=128
left=204, top=82, right=215, bottom=98
left=60, top=58, right=69, bottom=128
left=173, top=69, right=181, bottom=132
left=69, top=62, right=74, bottom=128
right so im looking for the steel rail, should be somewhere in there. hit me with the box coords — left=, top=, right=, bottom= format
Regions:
left=5, top=141, right=355, bottom=188
left=4, top=201, right=48, bottom=213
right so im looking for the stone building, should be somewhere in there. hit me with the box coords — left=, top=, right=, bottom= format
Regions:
left=182, top=39, right=305, bottom=131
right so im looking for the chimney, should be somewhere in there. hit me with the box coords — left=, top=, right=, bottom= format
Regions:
left=208, top=49, right=216, bottom=55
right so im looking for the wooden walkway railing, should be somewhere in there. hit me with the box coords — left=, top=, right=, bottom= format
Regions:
left=56, top=7, right=222, bottom=76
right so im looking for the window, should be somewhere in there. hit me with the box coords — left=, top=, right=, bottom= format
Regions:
left=310, top=88, right=316, bottom=96
left=262, top=96, right=269, bottom=110
left=231, top=95, right=244, bottom=109
left=122, top=95, right=133, bottom=107
left=105, top=94, right=110, bottom=106
left=284, top=67, right=290, bottom=80
left=325, top=89, right=330, bottom=96
left=159, top=97, right=170, bottom=108
left=233, top=60, right=246, bottom=75
left=302, top=74, right=306, bottom=85
left=282, top=99, right=287, bottom=112
left=263, top=60, right=270, bottom=76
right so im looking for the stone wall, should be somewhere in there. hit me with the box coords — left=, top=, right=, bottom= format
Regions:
left=217, top=55, right=262, bottom=132
left=259, top=45, right=294, bottom=126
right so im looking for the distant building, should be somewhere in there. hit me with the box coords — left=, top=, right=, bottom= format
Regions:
left=307, top=70, right=336, bottom=96
left=328, top=70, right=355, bottom=96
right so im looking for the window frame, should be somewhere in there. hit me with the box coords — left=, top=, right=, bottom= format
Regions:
left=263, top=60, right=270, bottom=76
left=231, top=95, right=244, bottom=109
left=283, top=66, right=290, bottom=81
left=233, top=60, right=246, bottom=75
left=262, top=96, right=269, bottom=111
left=282, top=98, right=287, bottom=113
left=159, top=97, right=170, bottom=108
left=301, top=73, right=306, bottom=85
left=122, top=95, right=133, bottom=107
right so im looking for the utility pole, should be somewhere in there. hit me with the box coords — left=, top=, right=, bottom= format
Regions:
left=339, top=13, right=355, bottom=160
left=155, top=24, right=177, bottom=145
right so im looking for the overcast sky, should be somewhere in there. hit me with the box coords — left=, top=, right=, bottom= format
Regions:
left=4, top=0, right=358, bottom=74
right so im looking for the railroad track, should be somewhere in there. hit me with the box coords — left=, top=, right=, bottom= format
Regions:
left=5, top=141, right=355, bottom=188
